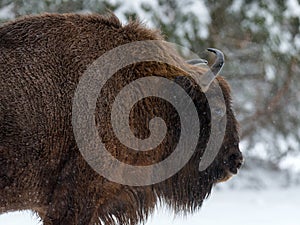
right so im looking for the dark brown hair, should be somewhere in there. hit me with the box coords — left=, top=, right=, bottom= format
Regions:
left=0, top=13, right=242, bottom=225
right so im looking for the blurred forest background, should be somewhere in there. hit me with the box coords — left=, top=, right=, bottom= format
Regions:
left=0, top=0, right=299, bottom=188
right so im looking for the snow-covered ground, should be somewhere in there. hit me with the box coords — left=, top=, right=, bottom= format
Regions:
left=1, top=186, right=299, bottom=225
left=145, top=187, right=300, bottom=225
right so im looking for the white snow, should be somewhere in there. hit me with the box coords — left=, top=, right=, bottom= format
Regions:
left=295, top=34, right=300, bottom=49
left=265, top=64, right=276, bottom=81
left=0, top=3, right=15, bottom=19
left=179, top=0, right=210, bottom=39
left=145, top=187, right=300, bottom=225
left=240, top=1, right=300, bottom=55
left=285, top=0, right=300, bottom=18
left=228, top=0, right=244, bottom=13
left=112, top=0, right=211, bottom=42
left=1, top=187, right=299, bottom=225
left=112, top=0, right=158, bottom=26
left=281, top=155, right=300, bottom=173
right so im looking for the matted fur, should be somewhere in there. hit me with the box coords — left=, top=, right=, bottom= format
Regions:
left=0, top=13, right=242, bottom=225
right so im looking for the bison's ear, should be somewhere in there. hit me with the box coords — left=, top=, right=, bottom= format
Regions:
left=186, top=48, right=225, bottom=92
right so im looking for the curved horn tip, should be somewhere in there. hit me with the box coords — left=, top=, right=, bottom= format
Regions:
left=207, top=48, right=224, bottom=62
left=206, top=48, right=225, bottom=76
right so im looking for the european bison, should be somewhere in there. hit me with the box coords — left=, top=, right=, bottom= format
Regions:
left=0, top=13, right=243, bottom=225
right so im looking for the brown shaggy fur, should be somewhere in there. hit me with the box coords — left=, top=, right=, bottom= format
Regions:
left=0, top=13, right=243, bottom=225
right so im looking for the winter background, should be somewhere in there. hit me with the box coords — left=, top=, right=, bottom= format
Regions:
left=0, top=0, right=299, bottom=224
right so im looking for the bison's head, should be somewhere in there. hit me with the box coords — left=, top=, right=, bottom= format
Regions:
left=150, top=48, right=244, bottom=211
left=83, top=45, right=243, bottom=222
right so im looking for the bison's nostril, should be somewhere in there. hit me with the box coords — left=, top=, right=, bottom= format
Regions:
left=236, top=161, right=242, bottom=169
left=229, top=152, right=243, bottom=161
left=228, top=152, right=244, bottom=173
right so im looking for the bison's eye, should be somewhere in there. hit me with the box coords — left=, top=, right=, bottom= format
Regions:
left=212, top=106, right=226, bottom=118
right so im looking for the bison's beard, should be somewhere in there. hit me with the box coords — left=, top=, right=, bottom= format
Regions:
left=95, top=156, right=224, bottom=225
left=153, top=159, right=218, bottom=213
left=152, top=146, right=231, bottom=214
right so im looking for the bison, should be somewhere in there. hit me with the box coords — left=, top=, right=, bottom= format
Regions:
left=0, top=13, right=243, bottom=225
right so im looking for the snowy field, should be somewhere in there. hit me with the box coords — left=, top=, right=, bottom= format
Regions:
left=1, top=186, right=299, bottom=225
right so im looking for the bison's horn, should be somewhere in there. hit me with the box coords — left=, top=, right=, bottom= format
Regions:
left=200, top=48, right=225, bottom=92
left=186, top=58, right=208, bottom=65
left=206, top=48, right=224, bottom=76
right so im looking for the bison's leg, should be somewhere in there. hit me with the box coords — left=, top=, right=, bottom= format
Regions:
left=42, top=155, right=98, bottom=225
left=42, top=207, right=79, bottom=225
left=0, top=148, right=13, bottom=190
left=0, top=145, right=49, bottom=213
left=0, top=146, right=32, bottom=212
left=42, top=180, right=93, bottom=225
left=42, top=184, right=99, bottom=225
left=0, top=146, right=14, bottom=212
